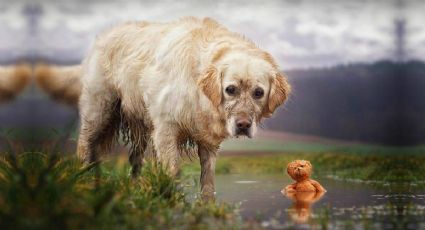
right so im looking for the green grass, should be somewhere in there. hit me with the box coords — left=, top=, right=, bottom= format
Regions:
left=0, top=152, right=244, bottom=229
left=183, top=151, right=425, bottom=182
left=221, top=138, right=425, bottom=155
left=182, top=138, right=425, bottom=182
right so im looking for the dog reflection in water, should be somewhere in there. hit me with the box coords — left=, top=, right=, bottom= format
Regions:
left=284, top=191, right=325, bottom=224
left=0, top=64, right=30, bottom=103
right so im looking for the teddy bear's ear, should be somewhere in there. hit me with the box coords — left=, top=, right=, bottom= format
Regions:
left=306, top=161, right=312, bottom=167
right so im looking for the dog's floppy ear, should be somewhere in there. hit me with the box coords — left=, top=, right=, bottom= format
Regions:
left=198, top=66, right=222, bottom=108
left=263, top=72, right=291, bottom=117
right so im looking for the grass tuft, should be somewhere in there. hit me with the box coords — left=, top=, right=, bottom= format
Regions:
left=0, top=152, right=243, bottom=229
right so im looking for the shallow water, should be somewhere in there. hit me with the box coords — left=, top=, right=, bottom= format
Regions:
left=214, top=174, right=425, bottom=229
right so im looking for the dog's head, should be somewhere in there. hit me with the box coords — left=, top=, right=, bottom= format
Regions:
left=198, top=50, right=290, bottom=138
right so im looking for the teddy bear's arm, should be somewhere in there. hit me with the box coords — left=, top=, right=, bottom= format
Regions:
left=309, top=179, right=326, bottom=192
left=282, top=183, right=297, bottom=194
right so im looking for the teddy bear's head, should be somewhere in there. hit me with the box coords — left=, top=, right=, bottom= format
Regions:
left=287, top=160, right=312, bottom=181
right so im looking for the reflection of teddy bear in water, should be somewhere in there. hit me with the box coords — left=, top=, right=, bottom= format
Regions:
left=283, top=160, right=326, bottom=193
left=284, top=191, right=325, bottom=223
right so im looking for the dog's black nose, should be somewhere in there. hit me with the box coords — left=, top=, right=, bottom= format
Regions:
left=236, top=118, right=252, bottom=130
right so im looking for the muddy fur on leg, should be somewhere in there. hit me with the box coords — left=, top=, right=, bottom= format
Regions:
left=78, top=97, right=202, bottom=179
left=78, top=99, right=200, bottom=175
left=198, top=144, right=217, bottom=200
left=120, top=110, right=153, bottom=177
left=77, top=100, right=121, bottom=164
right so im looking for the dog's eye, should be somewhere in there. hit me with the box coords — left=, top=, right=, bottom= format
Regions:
left=225, top=85, right=236, bottom=96
left=253, top=87, right=264, bottom=99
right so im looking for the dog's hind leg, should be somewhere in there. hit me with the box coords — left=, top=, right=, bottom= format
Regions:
left=77, top=88, right=119, bottom=164
left=128, top=133, right=149, bottom=178
left=122, top=115, right=152, bottom=178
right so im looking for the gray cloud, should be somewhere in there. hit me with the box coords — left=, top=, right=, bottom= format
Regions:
left=0, top=0, right=423, bottom=68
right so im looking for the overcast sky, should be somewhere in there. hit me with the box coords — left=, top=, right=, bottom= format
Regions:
left=0, top=0, right=423, bottom=69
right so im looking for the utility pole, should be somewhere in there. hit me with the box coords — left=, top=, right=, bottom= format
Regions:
left=394, top=18, right=406, bottom=63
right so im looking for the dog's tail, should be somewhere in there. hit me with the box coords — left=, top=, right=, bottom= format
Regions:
left=35, top=64, right=82, bottom=107
left=0, top=64, right=31, bottom=102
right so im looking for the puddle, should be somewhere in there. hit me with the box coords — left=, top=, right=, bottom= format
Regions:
left=214, top=174, right=425, bottom=229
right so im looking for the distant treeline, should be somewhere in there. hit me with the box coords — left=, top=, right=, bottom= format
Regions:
left=265, top=60, right=425, bottom=146
left=1, top=61, right=424, bottom=147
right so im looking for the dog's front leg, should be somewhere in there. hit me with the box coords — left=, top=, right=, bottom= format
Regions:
left=198, top=144, right=218, bottom=200
left=152, top=124, right=181, bottom=177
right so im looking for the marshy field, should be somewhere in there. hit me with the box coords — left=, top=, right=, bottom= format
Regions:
left=1, top=136, right=424, bottom=229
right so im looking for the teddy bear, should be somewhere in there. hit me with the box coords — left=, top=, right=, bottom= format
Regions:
left=283, top=160, right=326, bottom=193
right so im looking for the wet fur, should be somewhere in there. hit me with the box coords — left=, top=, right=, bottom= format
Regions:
left=39, top=17, right=290, bottom=195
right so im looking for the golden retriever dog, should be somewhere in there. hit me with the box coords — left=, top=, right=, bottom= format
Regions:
left=35, top=17, right=291, bottom=195
left=0, top=64, right=31, bottom=103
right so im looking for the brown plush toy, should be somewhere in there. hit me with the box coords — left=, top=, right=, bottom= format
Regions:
left=283, top=160, right=326, bottom=193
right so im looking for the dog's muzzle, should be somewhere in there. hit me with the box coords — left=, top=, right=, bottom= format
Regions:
left=235, top=117, right=252, bottom=137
